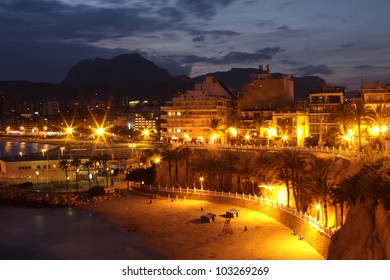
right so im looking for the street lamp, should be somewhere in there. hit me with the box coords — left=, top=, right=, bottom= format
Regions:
left=41, top=149, right=49, bottom=185
left=129, top=143, right=136, bottom=157
left=60, top=147, right=65, bottom=157
left=36, top=170, right=39, bottom=185
left=199, top=176, right=204, bottom=191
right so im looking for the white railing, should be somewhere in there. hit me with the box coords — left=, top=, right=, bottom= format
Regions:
left=180, top=142, right=361, bottom=159
left=142, top=185, right=333, bottom=237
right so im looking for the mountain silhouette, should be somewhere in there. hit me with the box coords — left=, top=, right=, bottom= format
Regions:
left=61, top=53, right=192, bottom=100
left=1, top=53, right=326, bottom=105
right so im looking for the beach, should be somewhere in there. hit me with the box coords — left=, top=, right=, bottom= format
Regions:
left=81, top=191, right=324, bottom=260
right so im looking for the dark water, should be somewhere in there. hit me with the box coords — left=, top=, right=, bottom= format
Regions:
left=0, top=204, right=163, bottom=260
left=0, top=141, right=55, bottom=157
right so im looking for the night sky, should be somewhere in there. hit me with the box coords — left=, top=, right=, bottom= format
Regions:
left=1, top=0, right=389, bottom=90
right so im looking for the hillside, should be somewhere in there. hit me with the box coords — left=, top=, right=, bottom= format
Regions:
left=1, top=53, right=327, bottom=103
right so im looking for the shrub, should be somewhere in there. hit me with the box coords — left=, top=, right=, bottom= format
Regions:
left=87, top=186, right=106, bottom=197
left=18, top=181, right=33, bottom=188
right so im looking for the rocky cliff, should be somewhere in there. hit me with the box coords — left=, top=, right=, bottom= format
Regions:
left=328, top=201, right=390, bottom=259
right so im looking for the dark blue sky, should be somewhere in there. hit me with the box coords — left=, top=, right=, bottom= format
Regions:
left=1, top=0, right=389, bottom=90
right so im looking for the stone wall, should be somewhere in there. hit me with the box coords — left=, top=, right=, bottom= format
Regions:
left=139, top=187, right=331, bottom=258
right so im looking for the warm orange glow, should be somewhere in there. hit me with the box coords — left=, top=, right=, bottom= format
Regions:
left=267, top=127, right=277, bottom=138
left=96, top=127, right=105, bottom=135
left=66, top=127, right=73, bottom=134
left=229, top=127, right=237, bottom=137
left=277, top=188, right=287, bottom=205
left=143, top=129, right=150, bottom=136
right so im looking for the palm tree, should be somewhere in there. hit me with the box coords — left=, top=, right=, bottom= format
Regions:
left=179, top=148, right=193, bottom=187
left=59, top=160, right=70, bottom=193
left=252, top=115, right=270, bottom=144
left=191, top=157, right=208, bottom=189
left=351, top=100, right=371, bottom=151
left=255, top=153, right=276, bottom=197
left=203, top=118, right=225, bottom=144
left=214, top=156, right=228, bottom=192
left=90, top=155, right=100, bottom=187
left=274, top=149, right=307, bottom=211
left=161, top=146, right=179, bottom=187
left=98, top=153, right=111, bottom=188
left=367, top=104, right=390, bottom=151
left=70, top=158, right=82, bottom=192
left=203, top=157, right=217, bottom=190
left=242, top=166, right=260, bottom=195
left=83, top=160, right=94, bottom=190
left=333, top=103, right=353, bottom=135
left=308, top=157, right=335, bottom=227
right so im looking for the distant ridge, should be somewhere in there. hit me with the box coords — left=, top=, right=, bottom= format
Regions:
left=1, top=53, right=326, bottom=104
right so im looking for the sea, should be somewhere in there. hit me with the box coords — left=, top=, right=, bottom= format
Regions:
left=0, top=141, right=54, bottom=157
left=0, top=141, right=161, bottom=260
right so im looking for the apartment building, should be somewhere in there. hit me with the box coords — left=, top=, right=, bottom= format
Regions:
left=238, top=65, right=294, bottom=111
left=308, top=84, right=345, bottom=146
left=362, top=81, right=390, bottom=104
left=160, top=76, right=237, bottom=144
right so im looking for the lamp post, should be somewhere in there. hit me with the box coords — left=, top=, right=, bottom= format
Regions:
left=60, top=147, right=65, bottom=157
left=129, top=143, right=136, bottom=157
left=41, top=148, right=49, bottom=185
left=36, top=170, right=39, bottom=185
left=315, top=204, right=322, bottom=224
left=199, top=176, right=204, bottom=191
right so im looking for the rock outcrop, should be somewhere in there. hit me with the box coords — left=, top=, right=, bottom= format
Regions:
left=0, top=187, right=121, bottom=208
left=328, top=201, right=390, bottom=259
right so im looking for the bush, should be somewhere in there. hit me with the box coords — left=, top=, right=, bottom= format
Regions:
left=87, top=186, right=106, bottom=197
left=18, top=181, right=33, bottom=188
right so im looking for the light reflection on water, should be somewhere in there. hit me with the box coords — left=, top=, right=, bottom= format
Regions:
left=0, top=142, right=55, bottom=157
left=0, top=204, right=163, bottom=260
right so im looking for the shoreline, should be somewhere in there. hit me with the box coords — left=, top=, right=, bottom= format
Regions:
left=80, top=191, right=324, bottom=260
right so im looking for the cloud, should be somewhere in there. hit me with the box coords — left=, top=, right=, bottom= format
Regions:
left=180, top=48, right=284, bottom=65
left=354, top=65, right=374, bottom=69
left=280, top=59, right=303, bottom=66
left=293, top=65, right=334, bottom=76
left=341, top=43, right=355, bottom=48
left=148, top=56, right=193, bottom=76
left=193, top=36, right=206, bottom=42
left=177, top=0, right=236, bottom=19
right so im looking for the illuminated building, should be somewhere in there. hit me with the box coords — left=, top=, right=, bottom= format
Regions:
left=160, top=76, right=237, bottom=144
left=308, top=84, right=345, bottom=145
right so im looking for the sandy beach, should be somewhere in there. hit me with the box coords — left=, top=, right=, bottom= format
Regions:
left=81, top=191, right=324, bottom=260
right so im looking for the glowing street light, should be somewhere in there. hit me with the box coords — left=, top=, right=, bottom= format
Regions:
left=60, top=147, right=65, bottom=157
left=96, top=127, right=105, bottom=136
left=36, top=170, right=39, bottom=185
left=199, top=176, right=205, bottom=190
left=129, top=143, right=136, bottom=157
left=66, top=126, right=73, bottom=135
left=142, top=128, right=150, bottom=139
left=244, top=133, right=251, bottom=143
left=154, top=156, right=161, bottom=164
